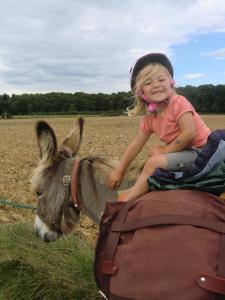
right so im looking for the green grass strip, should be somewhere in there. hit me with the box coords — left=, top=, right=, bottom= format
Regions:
left=0, top=223, right=99, bottom=300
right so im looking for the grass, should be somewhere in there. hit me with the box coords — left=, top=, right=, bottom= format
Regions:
left=0, top=223, right=99, bottom=300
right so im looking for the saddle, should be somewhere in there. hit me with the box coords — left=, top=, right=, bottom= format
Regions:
left=94, top=190, right=225, bottom=300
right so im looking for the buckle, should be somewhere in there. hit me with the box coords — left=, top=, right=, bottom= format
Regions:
left=63, top=175, right=71, bottom=186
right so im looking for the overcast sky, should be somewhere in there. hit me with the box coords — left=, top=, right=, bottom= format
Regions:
left=0, top=0, right=225, bottom=95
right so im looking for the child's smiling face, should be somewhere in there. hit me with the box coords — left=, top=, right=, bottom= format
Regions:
left=142, top=68, right=174, bottom=103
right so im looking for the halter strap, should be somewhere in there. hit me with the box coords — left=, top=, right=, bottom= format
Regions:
left=70, top=159, right=81, bottom=211
left=63, top=158, right=81, bottom=212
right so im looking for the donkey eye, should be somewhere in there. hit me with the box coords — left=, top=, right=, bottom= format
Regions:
left=36, top=191, right=42, bottom=197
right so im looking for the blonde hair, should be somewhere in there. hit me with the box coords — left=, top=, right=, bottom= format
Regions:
left=127, top=63, right=173, bottom=117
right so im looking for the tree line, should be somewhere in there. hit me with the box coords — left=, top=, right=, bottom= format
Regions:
left=1, top=84, right=225, bottom=117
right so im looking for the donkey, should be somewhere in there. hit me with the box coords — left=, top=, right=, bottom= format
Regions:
left=31, top=118, right=139, bottom=242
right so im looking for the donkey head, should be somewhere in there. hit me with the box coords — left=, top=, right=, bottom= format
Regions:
left=31, top=118, right=84, bottom=242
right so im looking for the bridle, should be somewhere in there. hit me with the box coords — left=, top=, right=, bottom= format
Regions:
left=36, top=158, right=82, bottom=234
left=63, top=158, right=82, bottom=213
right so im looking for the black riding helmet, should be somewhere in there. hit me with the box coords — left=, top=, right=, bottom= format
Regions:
left=130, top=53, right=174, bottom=90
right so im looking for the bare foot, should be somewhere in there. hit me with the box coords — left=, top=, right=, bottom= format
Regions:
left=117, top=193, right=129, bottom=202
left=117, top=188, right=135, bottom=202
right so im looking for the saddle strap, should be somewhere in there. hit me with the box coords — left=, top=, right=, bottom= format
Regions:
left=216, top=234, right=225, bottom=299
left=101, top=199, right=135, bottom=295
left=110, top=215, right=225, bottom=234
left=197, top=273, right=225, bottom=296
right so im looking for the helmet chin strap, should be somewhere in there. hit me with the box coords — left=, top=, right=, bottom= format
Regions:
left=147, top=102, right=158, bottom=113
left=138, top=92, right=161, bottom=113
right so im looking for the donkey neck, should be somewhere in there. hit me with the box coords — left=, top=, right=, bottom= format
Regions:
left=67, top=156, right=135, bottom=225
left=77, top=158, right=118, bottom=224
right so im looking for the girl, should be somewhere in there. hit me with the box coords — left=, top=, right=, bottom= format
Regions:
left=107, top=53, right=210, bottom=201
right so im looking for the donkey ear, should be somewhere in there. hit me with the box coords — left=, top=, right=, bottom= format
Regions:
left=60, top=117, right=84, bottom=157
left=36, top=121, right=58, bottom=163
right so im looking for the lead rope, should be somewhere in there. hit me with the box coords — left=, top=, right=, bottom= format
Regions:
left=0, top=198, right=36, bottom=212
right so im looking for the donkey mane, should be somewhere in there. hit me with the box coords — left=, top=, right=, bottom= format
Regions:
left=78, top=154, right=141, bottom=192
left=78, top=156, right=112, bottom=199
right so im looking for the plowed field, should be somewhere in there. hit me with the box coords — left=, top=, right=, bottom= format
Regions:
left=0, top=115, right=223, bottom=239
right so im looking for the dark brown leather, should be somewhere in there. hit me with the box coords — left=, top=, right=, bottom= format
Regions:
left=197, top=274, right=225, bottom=295
left=110, top=215, right=225, bottom=233
left=94, top=200, right=132, bottom=295
left=218, top=234, right=225, bottom=277
left=216, top=234, right=225, bottom=300
left=94, top=190, right=225, bottom=299
left=100, top=260, right=119, bottom=275
left=109, top=294, right=134, bottom=300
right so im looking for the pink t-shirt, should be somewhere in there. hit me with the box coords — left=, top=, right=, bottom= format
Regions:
left=140, top=95, right=210, bottom=148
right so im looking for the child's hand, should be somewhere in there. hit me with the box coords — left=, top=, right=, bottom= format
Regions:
left=149, top=145, right=166, bottom=156
left=107, top=170, right=123, bottom=190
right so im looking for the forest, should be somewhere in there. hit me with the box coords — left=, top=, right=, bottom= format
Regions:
left=1, top=84, right=225, bottom=117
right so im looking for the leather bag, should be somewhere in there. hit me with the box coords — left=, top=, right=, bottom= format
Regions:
left=94, top=190, right=225, bottom=300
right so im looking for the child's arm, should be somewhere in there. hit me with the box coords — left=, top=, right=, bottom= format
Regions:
left=163, top=112, right=196, bottom=154
left=107, top=131, right=150, bottom=189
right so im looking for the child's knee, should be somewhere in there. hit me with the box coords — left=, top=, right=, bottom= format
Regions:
left=144, top=154, right=167, bottom=170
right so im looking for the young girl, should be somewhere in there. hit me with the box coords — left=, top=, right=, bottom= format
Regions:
left=107, top=53, right=211, bottom=201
